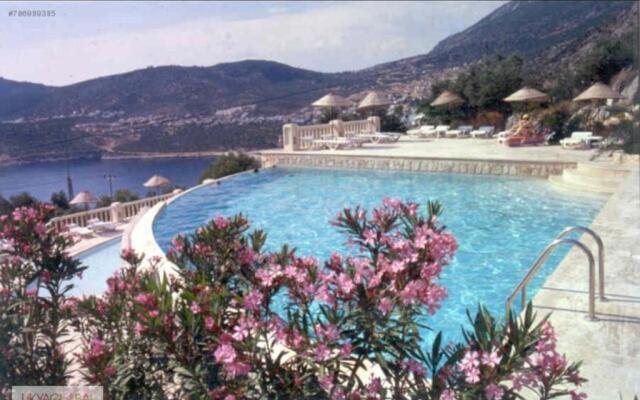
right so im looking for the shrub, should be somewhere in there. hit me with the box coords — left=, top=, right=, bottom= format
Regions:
left=200, top=152, right=261, bottom=182
left=0, top=205, right=86, bottom=395
left=73, top=199, right=586, bottom=399
left=96, top=189, right=140, bottom=207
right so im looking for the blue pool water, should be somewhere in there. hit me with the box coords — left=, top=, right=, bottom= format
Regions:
left=70, top=238, right=123, bottom=297
left=153, top=167, right=606, bottom=346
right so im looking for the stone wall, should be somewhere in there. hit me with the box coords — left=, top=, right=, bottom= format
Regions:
left=259, top=153, right=575, bottom=178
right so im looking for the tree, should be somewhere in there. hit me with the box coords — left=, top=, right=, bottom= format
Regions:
left=50, top=191, right=70, bottom=210
left=200, top=152, right=261, bottom=182
left=9, top=192, right=39, bottom=209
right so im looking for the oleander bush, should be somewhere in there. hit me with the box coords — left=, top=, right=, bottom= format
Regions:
left=0, top=205, right=86, bottom=397
left=1, top=200, right=588, bottom=399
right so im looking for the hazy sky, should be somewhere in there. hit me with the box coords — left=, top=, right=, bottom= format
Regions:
left=1, top=1, right=504, bottom=86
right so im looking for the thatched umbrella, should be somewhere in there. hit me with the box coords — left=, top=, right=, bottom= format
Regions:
left=70, top=191, right=98, bottom=210
left=430, top=91, right=465, bottom=107
left=573, top=82, right=624, bottom=102
left=503, top=87, right=549, bottom=103
left=357, top=91, right=391, bottom=114
left=312, top=93, right=351, bottom=120
left=143, top=175, right=171, bottom=189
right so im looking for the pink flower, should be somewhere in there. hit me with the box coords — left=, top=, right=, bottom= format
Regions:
left=205, top=316, right=216, bottom=331
left=340, top=343, right=352, bottom=357
left=570, top=391, right=587, bottom=400
left=363, top=229, right=377, bottom=246
left=134, top=293, right=155, bottom=308
left=190, top=301, right=202, bottom=314
left=314, top=343, right=331, bottom=362
left=318, top=374, right=334, bottom=392
left=337, top=273, right=355, bottom=296
left=377, top=297, right=393, bottom=315
left=243, top=289, right=263, bottom=312
left=401, top=359, right=426, bottom=376
left=214, top=343, right=237, bottom=365
left=484, top=384, right=504, bottom=400
left=481, top=349, right=502, bottom=368
left=441, top=389, right=457, bottom=400
left=214, top=216, right=229, bottom=229
left=225, top=360, right=250, bottom=377
left=134, top=322, right=145, bottom=335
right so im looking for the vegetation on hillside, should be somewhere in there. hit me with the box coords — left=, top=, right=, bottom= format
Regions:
left=200, top=152, right=261, bottom=182
left=418, top=30, right=636, bottom=141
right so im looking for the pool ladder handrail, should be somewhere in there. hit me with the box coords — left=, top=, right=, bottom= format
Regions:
left=506, top=226, right=605, bottom=321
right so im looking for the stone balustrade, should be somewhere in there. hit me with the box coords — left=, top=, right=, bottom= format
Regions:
left=282, top=116, right=380, bottom=151
left=49, top=191, right=178, bottom=232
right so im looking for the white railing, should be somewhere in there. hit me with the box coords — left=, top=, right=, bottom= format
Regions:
left=282, top=117, right=380, bottom=151
left=343, top=119, right=374, bottom=135
left=49, top=192, right=176, bottom=232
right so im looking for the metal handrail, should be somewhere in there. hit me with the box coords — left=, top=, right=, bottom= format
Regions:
left=506, top=238, right=597, bottom=320
left=556, top=226, right=605, bottom=300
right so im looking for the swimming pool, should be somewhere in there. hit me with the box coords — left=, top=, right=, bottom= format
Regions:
left=153, top=167, right=606, bottom=345
left=70, top=238, right=123, bottom=297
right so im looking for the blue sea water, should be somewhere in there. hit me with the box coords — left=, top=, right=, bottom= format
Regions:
left=153, top=167, right=607, bottom=347
left=0, top=157, right=214, bottom=201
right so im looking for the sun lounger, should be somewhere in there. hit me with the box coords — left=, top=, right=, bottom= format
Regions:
left=406, top=125, right=434, bottom=137
left=66, top=223, right=94, bottom=238
left=470, top=126, right=495, bottom=138
left=445, top=125, right=473, bottom=138
left=355, top=132, right=401, bottom=144
left=313, top=137, right=362, bottom=151
left=559, top=131, right=603, bottom=149
left=87, top=218, right=116, bottom=233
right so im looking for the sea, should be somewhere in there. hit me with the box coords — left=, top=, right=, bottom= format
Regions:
left=0, top=157, right=215, bottom=201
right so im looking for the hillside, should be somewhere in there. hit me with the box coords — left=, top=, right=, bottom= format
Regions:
left=0, top=0, right=636, bottom=165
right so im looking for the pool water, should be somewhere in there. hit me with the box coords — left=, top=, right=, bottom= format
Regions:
left=153, top=167, right=606, bottom=346
left=70, top=238, right=122, bottom=297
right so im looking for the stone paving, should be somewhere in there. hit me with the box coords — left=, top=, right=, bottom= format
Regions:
left=261, top=136, right=598, bottom=163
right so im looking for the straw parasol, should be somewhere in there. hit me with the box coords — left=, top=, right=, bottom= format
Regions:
left=312, top=93, right=351, bottom=120
left=573, top=82, right=624, bottom=102
left=357, top=91, right=390, bottom=112
left=312, top=93, right=351, bottom=108
left=503, top=87, right=549, bottom=103
left=143, top=175, right=171, bottom=188
left=70, top=191, right=98, bottom=209
left=430, top=91, right=465, bottom=107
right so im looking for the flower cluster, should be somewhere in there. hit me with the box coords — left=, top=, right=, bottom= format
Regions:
left=3, top=202, right=587, bottom=399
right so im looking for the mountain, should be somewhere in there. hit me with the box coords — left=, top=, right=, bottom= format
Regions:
left=0, top=0, right=636, bottom=165
left=424, top=0, right=634, bottom=68
left=0, top=78, right=52, bottom=119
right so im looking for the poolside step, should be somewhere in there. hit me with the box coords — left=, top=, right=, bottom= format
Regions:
left=548, top=173, right=619, bottom=194
left=576, top=162, right=632, bottom=179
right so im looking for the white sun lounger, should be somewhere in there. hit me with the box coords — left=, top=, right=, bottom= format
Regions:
left=355, top=132, right=401, bottom=144
left=66, top=223, right=94, bottom=238
left=559, top=131, right=603, bottom=149
left=406, top=125, right=434, bottom=137
left=87, top=218, right=116, bottom=233
left=445, top=125, right=473, bottom=138
left=470, top=126, right=495, bottom=138
left=313, top=137, right=362, bottom=151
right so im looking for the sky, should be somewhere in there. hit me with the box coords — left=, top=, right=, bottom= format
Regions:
left=0, top=1, right=504, bottom=86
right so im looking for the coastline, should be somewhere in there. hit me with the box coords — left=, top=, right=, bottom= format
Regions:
left=0, top=150, right=265, bottom=168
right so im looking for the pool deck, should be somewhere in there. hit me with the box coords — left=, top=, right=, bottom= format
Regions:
left=261, top=137, right=598, bottom=163
left=531, top=168, right=640, bottom=398
left=67, top=226, right=126, bottom=257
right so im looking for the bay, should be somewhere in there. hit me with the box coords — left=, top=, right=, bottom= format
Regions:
left=0, top=157, right=215, bottom=201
